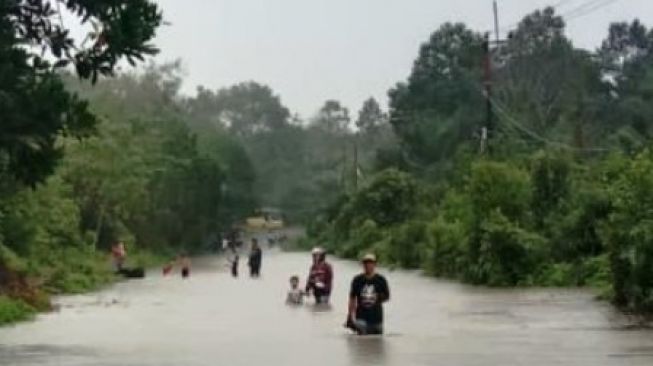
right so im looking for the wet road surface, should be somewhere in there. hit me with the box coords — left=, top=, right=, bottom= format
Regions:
left=1, top=249, right=653, bottom=365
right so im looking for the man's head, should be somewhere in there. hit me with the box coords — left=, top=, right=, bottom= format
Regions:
left=361, top=253, right=377, bottom=276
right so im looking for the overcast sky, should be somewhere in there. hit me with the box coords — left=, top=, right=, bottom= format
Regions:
left=148, top=0, right=653, bottom=118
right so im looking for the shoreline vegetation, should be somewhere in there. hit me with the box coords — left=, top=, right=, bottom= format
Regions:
left=0, top=245, right=165, bottom=326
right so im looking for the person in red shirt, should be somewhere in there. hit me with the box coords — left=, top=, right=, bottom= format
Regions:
left=111, top=241, right=126, bottom=272
left=305, top=247, right=333, bottom=304
left=162, top=259, right=175, bottom=276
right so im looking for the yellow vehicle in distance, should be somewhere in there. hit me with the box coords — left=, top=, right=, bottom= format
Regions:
left=245, top=208, right=284, bottom=230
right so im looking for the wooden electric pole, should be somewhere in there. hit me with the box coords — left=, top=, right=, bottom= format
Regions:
left=480, top=32, right=493, bottom=155
left=480, top=1, right=501, bottom=155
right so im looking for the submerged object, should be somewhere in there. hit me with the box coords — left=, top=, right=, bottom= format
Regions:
left=117, top=267, right=145, bottom=279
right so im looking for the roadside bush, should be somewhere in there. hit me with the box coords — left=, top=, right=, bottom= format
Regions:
left=0, top=296, right=35, bottom=325
left=537, top=256, right=610, bottom=288
left=601, top=150, right=653, bottom=311
left=340, top=219, right=383, bottom=259
left=38, top=248, right=114, bottom=294
left=386, top=220, right=427, bottom=268
left=530, top=152, right=571, bottom=228
left=423, top=216, right=468, bottom=277
left=468, top=211, right=547, bottom=286
left=338, top=169, right=419, bottom=230
left=468, top=161, right=531, bottom=223
left=549, top=184, right=611, bottom=261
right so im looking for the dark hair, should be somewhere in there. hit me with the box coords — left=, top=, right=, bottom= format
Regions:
left=290, top=275, right=299, bottom=281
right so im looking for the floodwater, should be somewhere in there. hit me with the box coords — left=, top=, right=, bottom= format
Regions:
left=1, top=249, right=653, bottom=366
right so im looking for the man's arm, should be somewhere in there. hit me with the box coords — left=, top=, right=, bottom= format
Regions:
left=325, top=264, right=333, bottom=291
left=379, top=277, right=390, bottom=303
left=348, top=296, right=357, bottom=320
left=305, top=266, right=314, bottom=293
left=348, top=277, right=358, bottom=320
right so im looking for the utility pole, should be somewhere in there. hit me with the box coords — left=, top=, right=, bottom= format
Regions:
left=493, top=0, right=500, bottom=44
left=353, top=133, right=359, bottom=192
left=480, top=32, right=492, bottom=155
left=480, top=1, right=500, bottom=155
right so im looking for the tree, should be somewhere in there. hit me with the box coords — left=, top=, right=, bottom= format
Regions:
left=600, top=20, right=653, bottom=81
left=0, top=0, right=162, bottom=186
left=312, top=100, right=351, bottom=133
left=186, top=82, right=290, bottom=138
left=599, top=21, right=653, bottom=146
left=388, top=23, right=484, bottom=164
left=356, top=98, right=386, bottom=134
left=496, top=8, right=576, bottom=135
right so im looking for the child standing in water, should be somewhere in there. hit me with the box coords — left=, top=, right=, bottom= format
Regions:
left=286, top=275, right=304, bottom=305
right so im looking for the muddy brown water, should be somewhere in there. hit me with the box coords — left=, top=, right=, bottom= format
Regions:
left=1, top=249, right=652, bottom=365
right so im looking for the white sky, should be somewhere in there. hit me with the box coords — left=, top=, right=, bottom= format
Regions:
left=146, top=0, right=653, bottom=118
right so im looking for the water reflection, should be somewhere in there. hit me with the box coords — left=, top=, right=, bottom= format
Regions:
left=346, top=336, right=388, bottom=366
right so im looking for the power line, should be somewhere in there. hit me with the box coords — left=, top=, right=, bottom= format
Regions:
left=497, top=0, right=618, bottom=35
left=563, top=0, right=619, bottom=22
left=560, top=0, right=607, bottom=16
left=489, top=95, right=611, bottom=153
left=552, top=0, right=577, bottom=9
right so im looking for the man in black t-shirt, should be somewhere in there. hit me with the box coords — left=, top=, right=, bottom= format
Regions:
left=346, top=253, right=390, bottom=335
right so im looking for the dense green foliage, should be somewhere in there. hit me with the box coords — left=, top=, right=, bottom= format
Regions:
left=305, top=8, right=653, bottom=314
left=0, top=0, right=164, bottom=323
left=0, top=296, right=34, bottom=325
left=0, top=0, right=161, bottom=186
left=0, top=62, right=261, bottom=323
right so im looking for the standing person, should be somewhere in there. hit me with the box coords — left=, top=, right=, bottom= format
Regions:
left=180, top=254, right=191, bottom=279
left=111, top=241, right=126, bottom=272
left=248, top=239, right=262, bottom=277
left=228, top=248, right=239, bottom=278
left=346, top=254, right=390, bottom=335
left=305, top=247, right=333, bottom=304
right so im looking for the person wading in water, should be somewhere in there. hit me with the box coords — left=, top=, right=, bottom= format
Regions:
left=248, top=239, right=262, bottom=277
left=345, top=253, right=390, bottom=335
left=305, top=247, right=333, bottom=304
left=111, top=241, right=126, bottom=272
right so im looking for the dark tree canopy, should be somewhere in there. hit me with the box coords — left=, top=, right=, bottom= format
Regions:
left=0, top=0, right=162, bottom=186
left=389, top=22, right=484, bottom=163
left=507, top=7, right=567, bottom=55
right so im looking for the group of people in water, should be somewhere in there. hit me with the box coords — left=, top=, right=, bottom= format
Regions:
left=111, top=237, right=390, bottom=336
left=286, top=247, right=390, bottom=336
left=225, top=238, right=262, bottom=278
left=162, top=254, right=192, bottom=278
left=223, top=239, right=390, bottom=335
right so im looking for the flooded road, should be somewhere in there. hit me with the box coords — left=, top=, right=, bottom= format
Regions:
left=1, top=249, right=653, bottom=365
